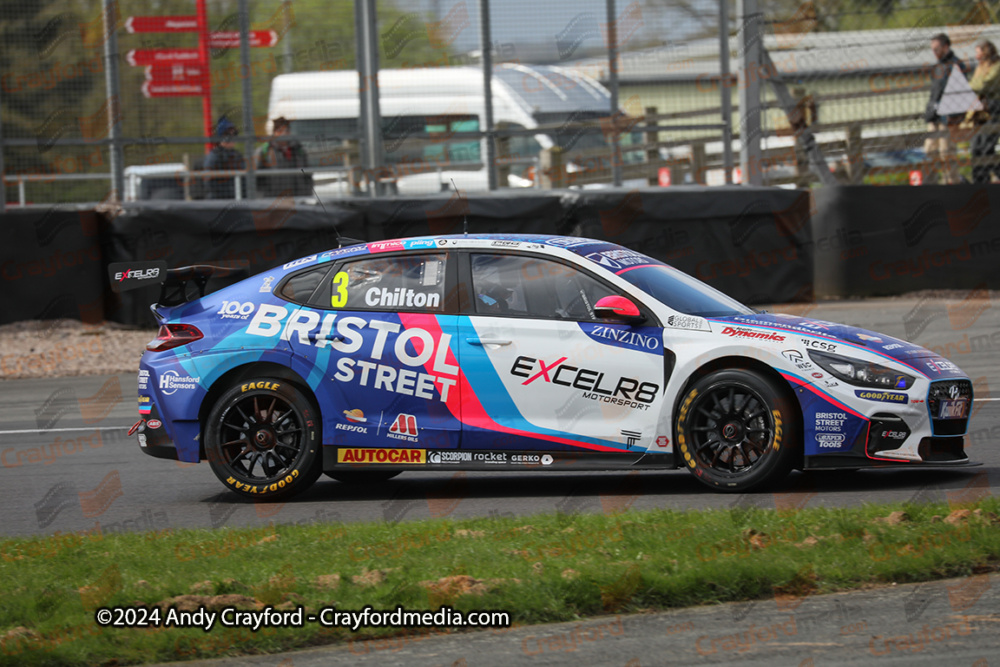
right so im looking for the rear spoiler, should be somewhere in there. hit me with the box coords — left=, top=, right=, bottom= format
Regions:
left=156, top=263, right=249, bottom=307
left=108, top=260, right=249, bottom=310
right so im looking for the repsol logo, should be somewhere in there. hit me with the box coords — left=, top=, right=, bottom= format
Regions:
left=509, top=355, right=658, bottom=404
left=336, top=423, right=368, bottom=434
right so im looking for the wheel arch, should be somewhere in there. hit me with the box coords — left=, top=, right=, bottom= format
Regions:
left=672, top=355, right=804, bottom=469
left=197, top=362, right=320, bottom=461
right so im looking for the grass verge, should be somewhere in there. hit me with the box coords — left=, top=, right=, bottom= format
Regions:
left=2, top=498, right=999, bottom=666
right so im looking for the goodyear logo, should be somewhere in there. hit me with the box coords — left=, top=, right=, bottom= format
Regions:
left=854, top=390, right=908, bottom=404
left=337, top=448, right=426, bottom=464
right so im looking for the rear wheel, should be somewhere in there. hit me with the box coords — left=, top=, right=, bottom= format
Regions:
left=675, top=369, right=798, bottom=492
left=205, top=378, right=322, bottom=500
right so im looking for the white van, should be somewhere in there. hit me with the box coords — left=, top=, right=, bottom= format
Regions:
left=267, top=64, right=643, bottom=195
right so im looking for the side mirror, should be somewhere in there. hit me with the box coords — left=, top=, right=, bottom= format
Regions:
left=594, top=296, right=645, bottom=323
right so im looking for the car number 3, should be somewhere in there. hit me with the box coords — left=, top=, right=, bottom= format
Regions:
left=331, top=271, right=349, bottom=308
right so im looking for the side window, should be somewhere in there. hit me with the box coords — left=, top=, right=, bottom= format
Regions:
left=470, top=253, right=617, bottom=321
left=331, top=253, right=447, bottom=312
left=279, top=266, right=330, bottom=305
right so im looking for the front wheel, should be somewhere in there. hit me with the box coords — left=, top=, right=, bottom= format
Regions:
left=675, top=369, right=798, bottom=492
left=205, top=378, right=322, bottom=500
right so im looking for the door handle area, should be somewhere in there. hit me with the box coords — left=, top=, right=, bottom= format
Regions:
left=466, top=337, right=511, bottom=346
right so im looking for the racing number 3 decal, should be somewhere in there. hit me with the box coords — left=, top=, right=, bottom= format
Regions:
left=331, top=272, right=349, bottom=308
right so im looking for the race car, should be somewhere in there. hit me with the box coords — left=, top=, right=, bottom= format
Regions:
left=127, top=234, right=974, bottom=499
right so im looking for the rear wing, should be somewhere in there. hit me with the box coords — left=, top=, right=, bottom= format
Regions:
left=108, top=260, right=249, bottom=310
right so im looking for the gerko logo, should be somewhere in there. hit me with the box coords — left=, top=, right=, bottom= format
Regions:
left=337, top=447, right=425, bottom=464
left=720, top=326, right=785, bottom=342
left=388, top=413, right=419, bottom=442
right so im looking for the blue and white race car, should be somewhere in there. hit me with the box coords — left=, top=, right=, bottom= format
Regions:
left=128, top=234, right=974, bottom=499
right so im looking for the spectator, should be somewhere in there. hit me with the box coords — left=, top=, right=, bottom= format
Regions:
left=204, top=115, right=246, bottom=199
left=923, top=33, right=970, bottom=184
left=967, top=39, right=1000, bottom=183
left=256, top=117, right=312, bottom=197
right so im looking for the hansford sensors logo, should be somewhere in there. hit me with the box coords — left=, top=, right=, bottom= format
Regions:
left=158, top=370, right=200, bottom=396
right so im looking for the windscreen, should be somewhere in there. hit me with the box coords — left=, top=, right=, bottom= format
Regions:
left=617, top=264, right=753, bottom=318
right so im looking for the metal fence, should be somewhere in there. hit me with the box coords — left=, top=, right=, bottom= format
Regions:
left=1, top=0, right=998, bottom=209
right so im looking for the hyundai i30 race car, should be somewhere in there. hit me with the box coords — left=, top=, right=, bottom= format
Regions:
left=128, top=234, right=974, bottom=499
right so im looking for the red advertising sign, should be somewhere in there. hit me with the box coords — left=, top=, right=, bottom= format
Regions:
left=126, top=48, right=201, bottom=67
left=208, top=30, right=279, bottom=48
left=142, top=81, right=205, bottom=98
left=125, top=16, right=198, bottom=33
left=144, top=64, right=205, bottom=82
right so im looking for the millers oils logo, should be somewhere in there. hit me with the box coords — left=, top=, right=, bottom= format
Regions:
left=336, top=448, right=425, bottom=464
left=388, top=413, right=419, bottom=442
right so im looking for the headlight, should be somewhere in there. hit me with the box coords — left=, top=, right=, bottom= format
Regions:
left=807, top=350, right=915, bottom=389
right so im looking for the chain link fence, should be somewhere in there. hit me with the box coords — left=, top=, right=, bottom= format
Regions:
left=2, top=0, right=999, bottom=207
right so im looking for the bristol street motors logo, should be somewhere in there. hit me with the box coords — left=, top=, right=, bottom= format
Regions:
left=336, top=408, right=369, bottom=434
left=388, top=413, right=419, bottom=442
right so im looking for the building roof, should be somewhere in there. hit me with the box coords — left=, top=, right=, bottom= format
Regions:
left=563, top=23, right=1000, bottom=84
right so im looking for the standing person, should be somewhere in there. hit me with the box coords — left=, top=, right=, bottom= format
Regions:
left=204, top=116, right=246, bottom=199
left=967, top=39, right=1000, bottom=183
left=923, top=33, right=970, bottom=184
left=255, top=117, right=312, bottom=197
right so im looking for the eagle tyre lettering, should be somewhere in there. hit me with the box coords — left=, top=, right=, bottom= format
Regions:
left=205, top=378, right=322, bottom=500
left=675, top=369, right=797, bottom=492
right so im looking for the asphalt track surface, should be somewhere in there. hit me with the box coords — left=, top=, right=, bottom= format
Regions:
left=1, top=297, right=999, bottom=665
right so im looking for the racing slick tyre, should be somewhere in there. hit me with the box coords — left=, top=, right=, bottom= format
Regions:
left=325, top=471, right=402, bottom=484
left=205, top=378, right=322, bottom=500
left=675, top=369, right=798, bottom=492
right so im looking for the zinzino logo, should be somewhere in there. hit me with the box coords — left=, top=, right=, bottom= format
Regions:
left=720, top=326, right=785, bottom=342
left=589, top=325, right=659, bottom=350
left=115, top=268, right=160, bottom=281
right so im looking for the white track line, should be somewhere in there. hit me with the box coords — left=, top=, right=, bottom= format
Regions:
left=0, top=426, right=132, bottom=435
